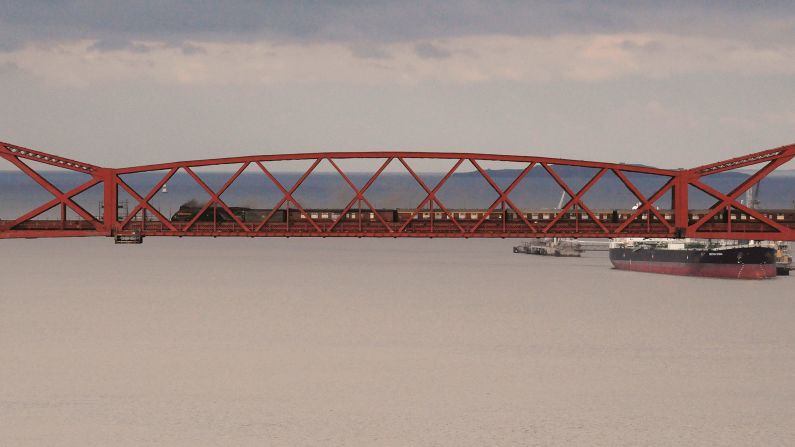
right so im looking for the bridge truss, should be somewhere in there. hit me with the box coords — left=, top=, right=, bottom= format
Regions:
left=1, top=140, right=794, bottom=241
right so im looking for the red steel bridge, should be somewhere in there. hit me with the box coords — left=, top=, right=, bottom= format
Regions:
left=1, top=140, right=794, bottom=242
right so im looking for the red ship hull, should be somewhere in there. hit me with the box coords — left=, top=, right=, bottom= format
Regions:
left=611, top=259, right=776, bottom=279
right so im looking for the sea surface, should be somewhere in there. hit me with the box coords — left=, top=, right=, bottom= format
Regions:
left=1, top=237, right=794, bottom=446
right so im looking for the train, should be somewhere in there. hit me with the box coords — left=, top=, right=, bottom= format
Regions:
left=169, top=203, right=795, bottom=225
left=170, top=205, right=398, bottom=223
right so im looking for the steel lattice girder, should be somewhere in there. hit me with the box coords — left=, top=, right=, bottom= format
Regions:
left=1, top=140, right=794, bottom=241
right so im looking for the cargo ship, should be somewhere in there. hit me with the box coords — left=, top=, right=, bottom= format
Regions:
left=609, top=239, right=777, bottom=279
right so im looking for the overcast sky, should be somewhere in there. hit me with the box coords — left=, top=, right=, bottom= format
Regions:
left=1, top=1, right=794, bottom=170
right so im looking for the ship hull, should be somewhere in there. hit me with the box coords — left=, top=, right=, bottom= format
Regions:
left=610, top=246, right=776, bottom=279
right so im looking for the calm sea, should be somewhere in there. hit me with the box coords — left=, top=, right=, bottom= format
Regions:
left=1, top=237, right=793, bottom=446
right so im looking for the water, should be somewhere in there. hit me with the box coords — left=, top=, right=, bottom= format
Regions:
left=1, top=238, right=794, bottom=445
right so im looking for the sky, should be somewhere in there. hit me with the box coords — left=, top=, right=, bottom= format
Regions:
left=1, top=1, right=794, bottom=170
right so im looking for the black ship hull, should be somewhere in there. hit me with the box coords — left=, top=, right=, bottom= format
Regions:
left=610, top=246, right=776, bottom=279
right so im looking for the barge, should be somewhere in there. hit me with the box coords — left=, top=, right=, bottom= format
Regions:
left=513, top=238, right=582, bottom=257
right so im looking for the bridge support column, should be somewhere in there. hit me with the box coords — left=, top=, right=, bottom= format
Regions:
left=101, top=170, right=119, bottom=236
left=673, top=174, right=689, bottom=238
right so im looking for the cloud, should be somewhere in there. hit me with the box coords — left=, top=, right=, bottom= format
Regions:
left=644, top=100, right=699, bottom=129
left=2, top=33, right=795, bottom=87
left=0, top=34, right=795, bottom=85
left=1, top=1, right=794, bottom=47
left=180, top=42, right=207, bottom=56
left=0, top=61, right=20, bottom=74
left=618, top=39, right=663, bottom=53
left=348, top=43, right=392, bottom=60
left=414, top=42, right=451, bottom=60
left=764, top=111, right=795, bottom=127
left=88, top=38, right=155, bottom=53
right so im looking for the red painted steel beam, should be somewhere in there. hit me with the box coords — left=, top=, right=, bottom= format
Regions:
left=689, top=143, right=795, bottom=175
left=0, top=230, right=107, bottom=239
left=468, top=159, right=539, bottom=233
left=113, top=151, right=679, bottom=176
left=4, top=177, right=102, bottom=230
left=687, top=156, right=794, bottom=231
left=1, top=139, right=794, bottom=240
left=0, top=141, right=101, bottom=173
left=688, top=180, right=790, bottom=234
left=97, top=231, right=682, bottom=239
left=396, top=158, right=466, bottom=233
left=118, top=168, right=178, bottom=231
left=0, top=154, right=105, bottom=232
left=673, top=175, right=690, bottom=233
left=253, top=159, right=323, bottom=232
left=326, top=157, right=394, bottom=233
left=613, top=175, right=676, bottom=234
left=183, top=165, right=251, bottom=232
left=541, top=164, right=609, bottom=234
left=470, top=162, right=537, bottom=233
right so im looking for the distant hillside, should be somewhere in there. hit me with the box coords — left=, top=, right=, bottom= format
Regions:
left=739, top=169, right=795, bottom=177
